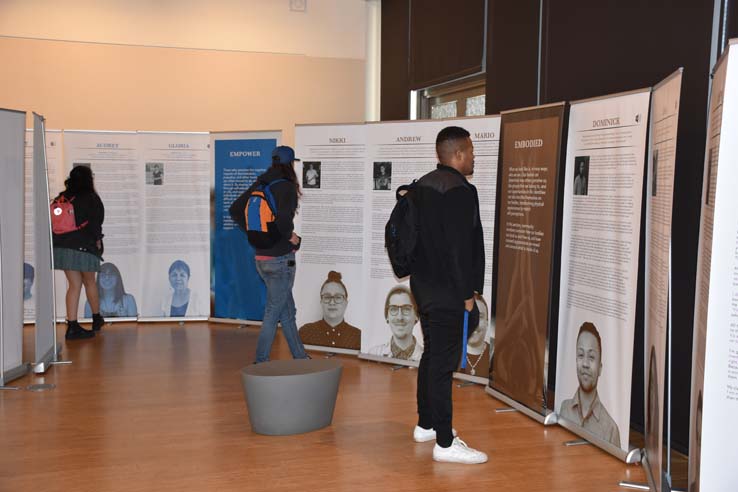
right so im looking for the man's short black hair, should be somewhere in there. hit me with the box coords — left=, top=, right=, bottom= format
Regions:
left=577, top=321, right=602, bottom=356
left=436, top=126, right=471, bottom=163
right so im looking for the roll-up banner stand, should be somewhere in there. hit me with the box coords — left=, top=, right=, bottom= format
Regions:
left=689, top=38, right=738, bottom=492
left=0, top=108, right=28, bottom=387
left=553, top=88, right=651, bottom=462
left=359, top=119, right=444, bottom=367
left=137, top=132, right=211, bottom=322
left=487, top=102, right=567, bottom=425
left=61, top=130, right=141, bottom=323
left=452, top=116, right=500, bottom=385
left=23, top=129, right=64, bottom=324
left=294, top=123, right=367, bottom=356
left=210, top=130, right=281, bottom=325
left=32, top=114, right=61, bottom=373
left=643, top=69, right=683, bottom=491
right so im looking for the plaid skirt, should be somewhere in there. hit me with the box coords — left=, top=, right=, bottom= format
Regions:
left=53, top=247, right=101, bottom=272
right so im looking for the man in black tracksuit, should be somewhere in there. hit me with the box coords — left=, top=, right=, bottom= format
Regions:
left=410, top=126, right=487, bottom=464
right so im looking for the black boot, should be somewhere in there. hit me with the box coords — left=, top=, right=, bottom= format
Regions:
left=65, top=320, right=95, bottom=340
left=92, top=313, right=105, bottom=332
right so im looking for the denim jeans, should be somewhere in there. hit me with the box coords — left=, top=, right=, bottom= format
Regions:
left=254, top=252, right=308, bottom=363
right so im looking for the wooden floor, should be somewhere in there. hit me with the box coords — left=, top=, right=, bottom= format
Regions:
left=1, top=322, right=647, bottom=492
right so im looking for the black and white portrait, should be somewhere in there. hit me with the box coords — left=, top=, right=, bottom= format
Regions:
left=373, top=161, right=392, bottom=191
left=146, top=162, right=164, bottom=186
left=573, top=156, right=589, bottom=196
left=303, top=161, right=321, bottom=189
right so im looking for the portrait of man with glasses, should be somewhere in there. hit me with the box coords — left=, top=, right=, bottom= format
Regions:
left=299, top=270, right=361, bottom=350
left=368, top=285, right=423, bottom=361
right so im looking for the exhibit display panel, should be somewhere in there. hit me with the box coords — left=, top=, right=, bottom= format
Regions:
left=294, top=123, right=368, bottom=355
left=211, top=130, right=281, bottom=323
left=488, top=103, right=567, bottom=423
left=0, top=108, right=27, bottom=386
left=554, top=88, right=651, bottom=459
left=689, top=39, right=738, bottom=492
left=62, top=130, right=143, bottom=321
left=32, top=114, right=60, bottom=371
left=138, top=132, right=211, bottom=320
left=643, top=69, right=683, bottom=490
left=23, top=129, right=64, bottom=323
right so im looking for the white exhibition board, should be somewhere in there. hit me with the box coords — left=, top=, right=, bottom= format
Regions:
left=294, top=116, right=500, bottom=368
left=62, top=131, right=143, bottom=320
left=0, top=108, right=26, bottom=385
left=23, top=129, right=64, bottom=323
left=644, top=69, right=682, bottom=491
left=689, top=39, right=738, bottom=492
left=452, top=117, right=500, bottom=382
left=294, top=123, right=368, bottom=354
left=32, top=114, right=59, bottom=367
left=554, top=89, right=651, bottom=457
left=361, top=119, right=444, bottom=364
left=137, top=132, right=210, bottom=319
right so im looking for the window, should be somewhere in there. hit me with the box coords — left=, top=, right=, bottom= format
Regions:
left=415, top=75, right=486, bottom=120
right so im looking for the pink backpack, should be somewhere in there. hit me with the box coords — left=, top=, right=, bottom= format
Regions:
left=50, top=196, right=88, bottom=234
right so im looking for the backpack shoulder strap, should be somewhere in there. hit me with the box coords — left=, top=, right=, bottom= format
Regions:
left=262, top=179, right=288, bottom=211
left=395, top=179, right=417, bottom=201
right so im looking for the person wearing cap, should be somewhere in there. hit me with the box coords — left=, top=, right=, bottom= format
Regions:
left=229, top=146, right=310, bottom=363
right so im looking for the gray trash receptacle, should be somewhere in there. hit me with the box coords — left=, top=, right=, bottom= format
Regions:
left=240, top=359, right=343, bottom=435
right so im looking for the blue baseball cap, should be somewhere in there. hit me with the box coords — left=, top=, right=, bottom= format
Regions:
left=272, top=145, right=300, bottom=164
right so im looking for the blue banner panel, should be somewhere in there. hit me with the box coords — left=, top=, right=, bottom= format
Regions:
left=213, top=138, right=276, bottom=320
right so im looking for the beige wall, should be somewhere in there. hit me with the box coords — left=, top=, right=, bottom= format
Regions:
left=0, top=37, right=365, bottom=145
left=0, top=0, right=367, bottom=59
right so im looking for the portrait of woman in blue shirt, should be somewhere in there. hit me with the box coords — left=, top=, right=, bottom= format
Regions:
left=160, top=260, right=198, bottom=317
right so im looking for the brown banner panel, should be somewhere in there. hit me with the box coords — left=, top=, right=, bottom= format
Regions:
left=490, top=103, right=567, bottom=414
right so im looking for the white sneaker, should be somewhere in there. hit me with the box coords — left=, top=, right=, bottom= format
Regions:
left=413, top=425, right=458, bottom=443
left=433, top=437, right=488, bottom=464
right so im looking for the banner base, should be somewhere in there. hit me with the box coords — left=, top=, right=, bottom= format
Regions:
left=358, top=352, right=420, bottom=368
left=208, top=317, right=261, bottom=327
left=452, top=371, right=489, bottom=386
left=558, top=415, right=637, bottom=462
left=485, top=386, right=556, bottom=425
left=0, top=362, right=29, bottom=386
left=618, top=482, right=649, bottom=491
left=33, top=343, right=63, bottom=374
left=304, top=345, right=359, bottom=356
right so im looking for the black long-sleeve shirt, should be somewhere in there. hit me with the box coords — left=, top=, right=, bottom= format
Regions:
left=229, top=166, right=298, bottom=257
left=52, top=190, right=105, bottom=257
left=410, top=164, right=485, bottom=311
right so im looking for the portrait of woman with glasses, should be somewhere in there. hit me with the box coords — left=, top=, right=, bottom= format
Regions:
left=368, top=285, right=423, bottom=361
left=298, top=270, right=361, bottom=350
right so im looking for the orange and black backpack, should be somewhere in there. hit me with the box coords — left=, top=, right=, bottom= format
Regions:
left=244, top=179, right=286, bottom=249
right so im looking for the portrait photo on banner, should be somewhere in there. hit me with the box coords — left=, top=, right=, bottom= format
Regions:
left=555, top=315, right=625, bottom=450
left=362, top=282, right=424, bottom=363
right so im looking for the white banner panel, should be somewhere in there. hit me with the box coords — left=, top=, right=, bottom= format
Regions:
left=644, top=69, right=682, bottom=491
left=554, top=89, right=651, bottom=456
left=360, top=119, right=444, bottom=364
left=452, top=116, right=500, bottom=383
left=32, top=115, right=60, bottom=367
left=0, top=108, right=26, bottom=385
left=138, top=132, right=210, bottom=319
left=62, top=131, right=142, bottom=319
left=294, top=124, right=367, bottom=353
left=689, top=40, right=738, bottom=492
left=23, top=129, right=64, bottom=323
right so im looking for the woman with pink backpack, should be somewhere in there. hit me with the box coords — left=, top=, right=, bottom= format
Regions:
left=51, top=165, right=105, bottom=339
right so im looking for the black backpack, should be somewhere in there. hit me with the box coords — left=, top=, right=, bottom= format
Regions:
left=385, top=181, right=419, bottom=278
